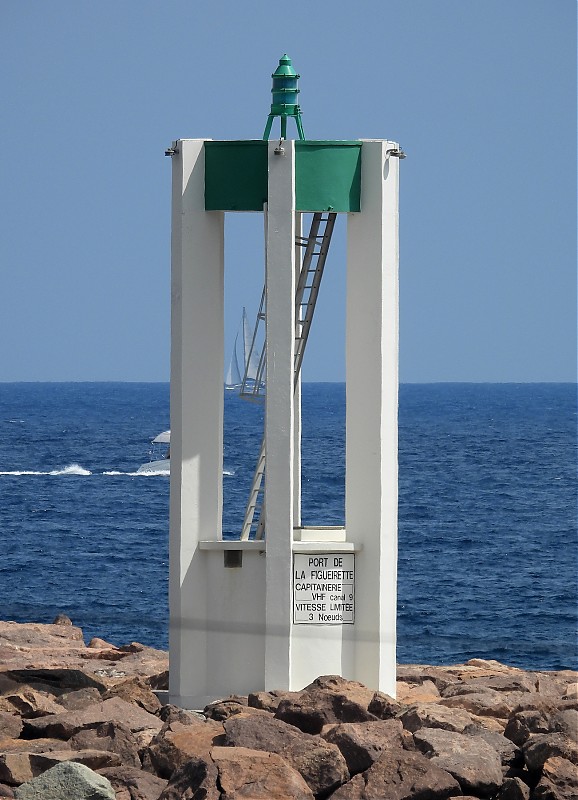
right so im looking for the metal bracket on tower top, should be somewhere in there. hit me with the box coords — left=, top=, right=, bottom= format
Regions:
left=386, top=147, right=406, bottom=159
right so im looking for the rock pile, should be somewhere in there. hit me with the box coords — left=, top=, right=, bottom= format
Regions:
left=0, top=619, right=576, bottom=799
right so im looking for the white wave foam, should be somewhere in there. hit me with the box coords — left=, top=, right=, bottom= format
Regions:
left=0, top=464, right=91, bottom=477
left=50, top=464, right=92, bottom=476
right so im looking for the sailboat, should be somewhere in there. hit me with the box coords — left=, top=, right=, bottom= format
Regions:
left=225, top=307, right=261, bottom=391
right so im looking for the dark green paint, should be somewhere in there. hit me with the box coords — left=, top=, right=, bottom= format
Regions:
left=204, top=140, right=362, bottom=213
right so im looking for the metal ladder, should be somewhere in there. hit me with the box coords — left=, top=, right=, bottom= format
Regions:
left=240, top=212, right=337, bottom=540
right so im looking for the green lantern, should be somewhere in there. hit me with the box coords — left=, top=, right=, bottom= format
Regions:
left=263, top=54, right=305, bottom=141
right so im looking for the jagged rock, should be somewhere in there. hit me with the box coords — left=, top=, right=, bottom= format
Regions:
left=532, top=756, right=578, bottom=799
left=0, top=783, right=14, bottom=797
left=564, top=683, right=578, bottom=700
left=98, top=765, right=167, bottom=800
left=414, top=726, right=503, bottom=795
left=203, top=694, right=249, bottom=721
left=396, top=665, right=457, bottom=693
left=275, top=675, right=377, bottom=734
left=504, top=709, right=551, bottom=746
left=5, top=669, right=106, bottom=694
left=224, top=710, right=348, bottom=796
left=21, top=697, right=162, bottom=747
left=439, top=689, right=513, bottom=719
left=444, top=674, right=537, bottom=695
left=496, top=776, right=531, bottom=800
left=13, top=761, right=115, bottom=799
left=215, top=746, right=316, bottom=799
left=2, top=690, right=64, bottom=719
left=157, top=704, right=204, bottom=726
left=0, top=739, right=66, bottom=785
left=144, top=719, right=225, bottom=779
left=321, top=719, right=403, bottom=775
left=70, top=721, right=141, bottom=769
left=399, top=702, right=475, bottom=733
left=329, top=749, right=461, bottom=799
left=522, top=732, right=578, bottom=772
left=0, top=713, right=22, bottom=740
left=102, top=677, right=161, bottom=714
left=57, top=687, right=103, bottom=710
left=52, top=615, right=73, bottom=626
left=396, top=679, right=441, bottom=704
left=157, top=756, right=220, bottom=800
left=248, top=689, right=294, bottom=713
left=463, top=725, right=522, bottom=769
left=549, top=709, right=578, bottom=741
left=367, top=691, right=402, bottom=719
left=28, top=748, right=123, bottom=771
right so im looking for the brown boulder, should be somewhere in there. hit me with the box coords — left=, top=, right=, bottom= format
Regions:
left=144, top=719, right=224, bottom=779
left=322, top=719, right=403, bottom=775
left=98, top=765, right=167, bottom=800
left=21, top=697, right=162, bottom=746
left=248, top=689, right=294, bottom=713
left=224, top=710, right=348, bottom=796
left=203, top=694, right=248, bottom=721
left=2, top=689, right=64, bottom=719
left=522, top=733, right=578, bottom=772
left=439, top=689, right=513, bottom=719
left=157, top=705, right=204, bottom=726
left=414, top=727, right=503, bottom=795
left=0, top=784, right=14, bottom=797
left=400, top=702, right=475, bottom=734
left=396, top=680, right=441, bottom=704
left=0, top=739, right=65, bottom=785
left=496, top=776, right=531, bottom=800
left=5, top=668, right=106, bottom=694
left=213, top=746, right=315, bottom=800
left=504, top=709, right=551, bottom=746
left=102, top=678, right=161, bottom=714
left=329, top=749, right=461, bottom=799
left=57, top=688, right=103, bottom=711
left=275, top=675, right=377, bottom=734
left=0, top=715, right=21, bottom=741
left=28, top=748, right=123, bottom=772
left=70, top=721, right=141, bottom=769
left=367, top=691, right=402, bottom=719
left=549, top=709, right=578, bottom=741
left=532, top=756, right=578, bottom=799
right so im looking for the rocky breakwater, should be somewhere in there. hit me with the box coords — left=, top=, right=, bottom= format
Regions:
left=0, top=619, right=576, bottom=800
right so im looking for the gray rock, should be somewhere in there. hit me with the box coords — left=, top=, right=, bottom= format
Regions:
left=0, top=712, right=22, bottom=740
left=14, top=761, right=115, bottom=799
left=504, top=709, right=551, bottom=745
left=549, top=709, right=578, bottom=742
left=414, top=726, right=503, bottom=795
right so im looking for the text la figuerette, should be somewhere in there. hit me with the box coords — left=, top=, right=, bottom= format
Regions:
left=293, top=554, right=355, bottom=624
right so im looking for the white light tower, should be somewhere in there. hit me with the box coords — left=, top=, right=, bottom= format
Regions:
left=168, top=56, right=402, bottom=708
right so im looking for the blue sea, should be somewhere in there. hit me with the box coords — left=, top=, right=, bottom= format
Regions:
left=0, top=383, right=576, bottom=671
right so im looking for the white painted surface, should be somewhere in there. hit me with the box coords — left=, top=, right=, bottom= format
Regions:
left=264, top=141, right=296, bottom=690
left=169, top=139, right=225, bottom=706
left=345, top=140, right=399, bottom=697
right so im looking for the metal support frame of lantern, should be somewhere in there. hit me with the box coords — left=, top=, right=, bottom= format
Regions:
left=167, top=54, right=403, bottom=709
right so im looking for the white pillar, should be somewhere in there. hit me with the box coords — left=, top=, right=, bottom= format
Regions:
left=169, top=139, right=225, bottom=705
left=264, top=140, right=296, bottom=690
left=345, top=140, right=399, bottom=696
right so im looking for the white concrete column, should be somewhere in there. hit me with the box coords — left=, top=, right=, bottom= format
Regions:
left=293, top=211, right=302, bottom=528
left=264, top=140, right=296, bottom=690
left=169, top=139, right=225, bottom=705
left=345, top=140, right=399, bottom=696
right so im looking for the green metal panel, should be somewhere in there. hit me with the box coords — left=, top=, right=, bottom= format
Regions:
left=295, top=141, right=361, bottom=212
left=205, top=141, right=268, bottom=211
left=204, top=140, right=362, bottom=212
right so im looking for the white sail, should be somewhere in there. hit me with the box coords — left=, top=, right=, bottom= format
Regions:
left=242, top=307, right=260, bottom=382
left=225, top=331, right=242, bottom=388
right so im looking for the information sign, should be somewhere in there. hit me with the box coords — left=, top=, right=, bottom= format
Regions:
left=293, top=553, right=355, bottom=624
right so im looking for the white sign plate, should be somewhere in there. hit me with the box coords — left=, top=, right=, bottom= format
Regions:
left=293, top=553, right=355, bottom=624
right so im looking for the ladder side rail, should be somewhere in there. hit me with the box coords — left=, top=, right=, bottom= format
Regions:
left=241, top=287, right=267, bottom=397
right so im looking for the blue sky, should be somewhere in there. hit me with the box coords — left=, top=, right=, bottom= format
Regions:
left=1, top=0, right=575, bottom=382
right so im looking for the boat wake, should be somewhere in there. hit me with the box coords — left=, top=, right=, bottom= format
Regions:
left=0, top=464, right=92, bottom=476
